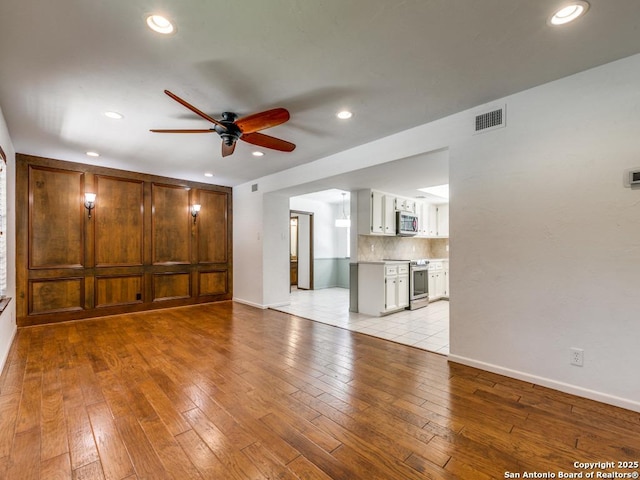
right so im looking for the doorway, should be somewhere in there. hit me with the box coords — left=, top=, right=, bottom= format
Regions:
left=290, top=210, right=313, bottom=290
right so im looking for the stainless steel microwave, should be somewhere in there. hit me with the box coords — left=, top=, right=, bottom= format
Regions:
left=396, top=211, right=418, bottom=236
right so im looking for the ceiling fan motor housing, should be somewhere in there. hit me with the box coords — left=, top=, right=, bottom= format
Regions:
left=216, top=113, right=242, bottom=145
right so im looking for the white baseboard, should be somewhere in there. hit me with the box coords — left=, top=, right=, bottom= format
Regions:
left=232, top=297, right=267, bottom=309
left=448, top=354, right=640, bottom=413
left=232, top=297, right=291, bottom=310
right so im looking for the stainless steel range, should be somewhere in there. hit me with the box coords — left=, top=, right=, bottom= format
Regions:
left=409, top=259, right=429, bottom=310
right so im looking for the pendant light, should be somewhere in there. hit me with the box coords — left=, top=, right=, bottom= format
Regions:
left=335, top=192, right=351, bottom=228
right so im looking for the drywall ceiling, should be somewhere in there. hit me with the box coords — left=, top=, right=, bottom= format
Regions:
left=287, top=148, right=450, bottom=204
left=1, top=1, right=639, bottom=186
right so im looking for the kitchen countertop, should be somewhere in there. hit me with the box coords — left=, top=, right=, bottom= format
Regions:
left=358, top=260, right=409, bottom=265
left=358, top=258, right=448, bottom=264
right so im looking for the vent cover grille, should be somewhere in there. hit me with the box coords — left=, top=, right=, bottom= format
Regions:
left=474, top=106, right=506, bottom=134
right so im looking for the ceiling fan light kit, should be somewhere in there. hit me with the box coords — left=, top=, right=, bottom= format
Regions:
left=150, top=90, right=296, bottom=157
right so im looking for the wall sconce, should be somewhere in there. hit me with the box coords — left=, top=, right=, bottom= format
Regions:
left=84, top=193, right=96, bottom=218
left=191, top=204, right=201, bottom=224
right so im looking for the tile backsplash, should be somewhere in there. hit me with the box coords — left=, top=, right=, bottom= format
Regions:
left=357, top=235, right=449, bottom=262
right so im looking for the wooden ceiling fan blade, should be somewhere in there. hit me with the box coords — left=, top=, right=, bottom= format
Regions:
left=235, top=108, right=290, bottom=134
left=150, top=129, right=215, bottom=133
left=222, top=141, right=236, bottom=157
left=164, top=90, right=226, bottom=129
left=241, top=132, right=296, bottom=152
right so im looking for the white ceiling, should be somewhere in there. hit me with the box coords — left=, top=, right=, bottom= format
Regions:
left=288, top=148, right=450, bottom=204
left=1, top=1, right=640, bottom=187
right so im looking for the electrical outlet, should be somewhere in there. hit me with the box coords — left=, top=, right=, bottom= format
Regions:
left=570, top=347, right=584, bottom=367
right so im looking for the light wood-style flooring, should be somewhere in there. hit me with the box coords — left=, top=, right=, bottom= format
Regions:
left=0, top=301, right=638, bottom=479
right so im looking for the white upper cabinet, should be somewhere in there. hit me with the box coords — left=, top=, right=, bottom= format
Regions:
left=425, top=203, right=449, bottom=238
left=396, top=198, right=416, bottom=213
left=370, top=190, right=384, bottom=234
left=437, top=204, right=449, bottom=237
left=358, top=189, right=448, bottom=237
left=383, top=194, right=396, bottom=235
left=357, top=189, right=396, bottom=236
left=415, top=201, right=427, bottom=237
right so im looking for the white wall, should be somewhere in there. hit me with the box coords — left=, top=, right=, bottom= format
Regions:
left=290, top=196, right=350, bottom=259
left=290, top=197, right=336, bottom=258
left=233, top=53, right=640, bottom=411
left=449, top=54, right=640, bottom=410
left=232, top=183, right=265, bottom=307
left=0, top=106, right=17, bottom=374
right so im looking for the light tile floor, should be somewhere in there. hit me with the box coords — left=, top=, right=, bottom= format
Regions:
left=272, top=287, right=450, bottom=355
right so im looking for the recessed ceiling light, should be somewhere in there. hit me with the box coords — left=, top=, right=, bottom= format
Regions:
left=104, top=111, right=123, bottom=119
left=86, top=151, right=100, bottom=157
left=549, top=1, right=589, bottom=25
left=204, top=172, right=214, bottom=177
left=252, top=151, right=264, bottom=157
left=336, top=110, right=353, bottom=120
left=146, top=14, right=175, bottom=34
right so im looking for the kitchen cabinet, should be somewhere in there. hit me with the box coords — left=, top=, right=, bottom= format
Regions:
left=443, top=260, right=449, bottom=298
left=358, top=190, right=396, bottom=236
left=397, top=270, right=409, bottom=308
left=383, top=194, right=396, bottom=235
left=370, top=190, right=384, bottom=234
left=427, top=205, right=438, bottom=236
left=396, top=198, right=416, bottom=213
left=358, top=261, right=409, bottom=316
left=428, top=260, right=449, bottom=301
left=427, top=204, right=449, bottom=237
left=387, top=263, right=409, bottom=312
left=415, top=201, right=430, bottom=237
left=358, top=188, right=446, bottom=237
left=437, top=204, right=449, bottom=237
left=384, top=268, right=399, bottom=311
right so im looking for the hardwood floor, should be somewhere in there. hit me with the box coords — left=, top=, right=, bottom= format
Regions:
left=0, top=302, right=638, bottom=479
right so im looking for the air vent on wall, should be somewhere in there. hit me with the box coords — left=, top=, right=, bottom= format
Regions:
left=474, top=105, right=506, bottom=134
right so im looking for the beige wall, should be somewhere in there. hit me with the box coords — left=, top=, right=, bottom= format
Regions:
left=357, top=235, right=448, bottom=262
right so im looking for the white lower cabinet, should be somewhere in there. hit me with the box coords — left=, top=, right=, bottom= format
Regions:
left=428, top=260, right=449, bottom=301
left=397, top=273, right=409, bottom=309
left=385, top=269, right=399, bottom=311
left=358, top=262, right=409, bottom=316
left=443, top=260, right=449, bottom=298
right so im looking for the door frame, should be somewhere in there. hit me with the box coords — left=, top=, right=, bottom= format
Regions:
left=290, top=209, right=314, bottom=290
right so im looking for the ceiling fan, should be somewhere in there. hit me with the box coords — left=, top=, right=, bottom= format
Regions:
left=150, top=90, right=296, bottom=157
